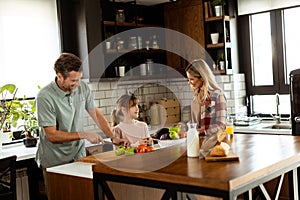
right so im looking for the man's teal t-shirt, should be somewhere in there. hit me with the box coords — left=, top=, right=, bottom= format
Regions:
left=36, top=80, right=95, bottom=168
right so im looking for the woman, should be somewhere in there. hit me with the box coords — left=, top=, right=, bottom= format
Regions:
left=111, top=93, right=151, bottom=147
left=185, top=59, right=227, bottom=136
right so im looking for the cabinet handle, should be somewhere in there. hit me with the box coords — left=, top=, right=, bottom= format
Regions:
left=295, top=117, right=300, bottom=123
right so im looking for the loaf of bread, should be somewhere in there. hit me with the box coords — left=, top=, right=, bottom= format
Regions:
left=210, top=142, right=230, bottom=157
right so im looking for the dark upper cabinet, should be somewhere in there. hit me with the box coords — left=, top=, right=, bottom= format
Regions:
left=164, top=0, right=205, bottom=76
left=57, top=0, right=104, bottom=81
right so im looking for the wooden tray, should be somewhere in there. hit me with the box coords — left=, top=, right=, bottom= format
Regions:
left=204, top=150, right=239, bottom=162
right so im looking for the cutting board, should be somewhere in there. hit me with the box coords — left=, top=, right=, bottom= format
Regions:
left=204, top=150, right=239, bottom=162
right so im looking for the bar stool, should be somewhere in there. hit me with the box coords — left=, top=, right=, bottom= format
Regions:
left=0, top=155, right=17, bottom=200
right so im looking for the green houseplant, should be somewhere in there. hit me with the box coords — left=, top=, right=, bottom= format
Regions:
left=211, top=0, right=226, bottom=16
left=211, top=0, right=226, bottom=6
left=17, top=97, right=38, bottom=147
left=0, top=84, right=18, bottom=142
left=0, top=84, right=18, bottom=132
left=218, top=52, right=225, bottom=70
left=0, top=84, right=39, bottom=147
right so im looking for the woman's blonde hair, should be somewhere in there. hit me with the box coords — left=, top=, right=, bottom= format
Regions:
left=110, top=93, right=139, bottom=127
left=185, top=59, right=221, bottom=102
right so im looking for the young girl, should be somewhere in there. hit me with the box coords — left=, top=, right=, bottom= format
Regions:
left=111, top=93, right=151, bottom=147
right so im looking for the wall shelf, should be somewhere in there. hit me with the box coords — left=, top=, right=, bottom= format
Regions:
left=205, top=15, right=230, bottom=22
left=203, top=0, right=232, bottom=75
left=103, top=20, right=160, bottom=27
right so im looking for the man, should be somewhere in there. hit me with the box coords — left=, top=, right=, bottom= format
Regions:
left=36, top=52, right=122, bottom=168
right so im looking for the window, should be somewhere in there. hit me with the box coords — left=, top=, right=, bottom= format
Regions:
left=0, top=0, right=61, bottom=99
left=239, top=6, right=300, bottom=116
left=283, top=7, right=300, bottom=84
left=250, top=12, right=273, bottom=86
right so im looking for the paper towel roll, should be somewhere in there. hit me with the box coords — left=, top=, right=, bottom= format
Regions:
left=150, top=103, right=160, bottom=125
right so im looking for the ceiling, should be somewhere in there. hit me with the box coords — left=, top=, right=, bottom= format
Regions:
left=113, top=0, right=171, bottom=6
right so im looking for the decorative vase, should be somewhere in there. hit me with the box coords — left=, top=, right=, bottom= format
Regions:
left=210, top=33, right=219, bottom=44
left=118, top=66, right=125, bottom=77
left=116, top=9, right=125, bottom=23
left=105, top=41, right=111, bottom=50
left=219, top=61, right=225, bottom=70
left=214, top=5, right=223, bottom=17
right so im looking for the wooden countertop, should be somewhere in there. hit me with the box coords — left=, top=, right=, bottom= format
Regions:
left=91, top=134, right=300, bottom=194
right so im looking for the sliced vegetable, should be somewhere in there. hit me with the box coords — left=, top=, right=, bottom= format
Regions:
left=115, top=144, right=154, bottom=155
left=125, top=147, right=135, bottom=156
left=115, top=146, right=126, bottom=156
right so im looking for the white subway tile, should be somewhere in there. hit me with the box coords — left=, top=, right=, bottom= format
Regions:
left=223, top=83, right=233, bottom=91
left=88, top=82, right=99, bottom=91
left=98, top=82, right=111, bottom=90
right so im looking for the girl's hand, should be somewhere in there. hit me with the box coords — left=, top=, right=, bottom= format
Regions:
left=112, top=137, right=130, bottom=147
left=139, top=137, right=153, bottom=146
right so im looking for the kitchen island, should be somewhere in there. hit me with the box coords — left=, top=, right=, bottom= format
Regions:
left=92, top=134, right=299, bottom=200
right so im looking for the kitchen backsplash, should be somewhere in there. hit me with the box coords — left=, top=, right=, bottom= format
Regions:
left=83, top=74, right=247, bottom=131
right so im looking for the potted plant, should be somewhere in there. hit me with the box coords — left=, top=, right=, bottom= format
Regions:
left=1, top=84, right=39, bottom=147
left=218, top=52, right=225, bottom=70
left=0, top=84, right=18, bottom=143
left=211, top=0, right=226, bottom=17
left=17, top=97, right=39, bottom=147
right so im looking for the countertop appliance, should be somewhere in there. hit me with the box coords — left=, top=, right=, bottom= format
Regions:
left=290, top=69, right=300, bottom=135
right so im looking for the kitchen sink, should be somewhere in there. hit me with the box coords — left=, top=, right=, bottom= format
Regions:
left=263, top=124, right=291, bottom=129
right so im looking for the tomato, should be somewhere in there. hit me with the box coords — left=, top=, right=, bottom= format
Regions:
left=146, top=146, right=154, bottom=152
left=136, top=144, right=150, bottom=153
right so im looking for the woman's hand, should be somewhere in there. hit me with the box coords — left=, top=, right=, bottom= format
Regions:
left=198, top=127, right=206, bottom=136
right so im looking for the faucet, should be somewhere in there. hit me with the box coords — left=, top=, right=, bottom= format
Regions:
left=274, top=93, right=281, bottom=124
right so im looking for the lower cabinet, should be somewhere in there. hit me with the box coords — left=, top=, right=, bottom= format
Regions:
left=47, top=172, right=94, bottom=200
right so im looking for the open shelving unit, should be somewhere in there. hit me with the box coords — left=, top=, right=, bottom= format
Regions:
left=203, top=1, right=233, bottom=75
left=100, top=0, right=166, bottom=78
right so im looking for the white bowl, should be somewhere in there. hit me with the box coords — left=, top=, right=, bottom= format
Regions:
left=158, top=138, right=186, bottom=148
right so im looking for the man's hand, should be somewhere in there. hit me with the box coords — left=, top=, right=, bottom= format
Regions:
left=80, top=132, right=104, bottom=144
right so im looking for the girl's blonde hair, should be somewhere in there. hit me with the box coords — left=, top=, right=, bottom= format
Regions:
left=110, top=93, right=139, bottom=127
left=185, top=59, right=221, bottom=102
